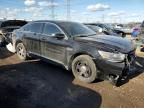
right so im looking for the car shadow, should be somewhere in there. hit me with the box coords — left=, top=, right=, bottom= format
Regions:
left=0, top=61, right=102, bottom=108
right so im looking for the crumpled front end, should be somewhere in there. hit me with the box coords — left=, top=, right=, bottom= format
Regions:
left=95, top=50, right=136, bottom=86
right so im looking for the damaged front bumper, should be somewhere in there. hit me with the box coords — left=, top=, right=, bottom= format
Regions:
left=95, top=51, right=136, bottom=86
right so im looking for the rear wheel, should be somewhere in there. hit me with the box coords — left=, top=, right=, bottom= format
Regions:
left=16, top=43, right=27, bottom=61
left=72, top=55, right=97, bottom=83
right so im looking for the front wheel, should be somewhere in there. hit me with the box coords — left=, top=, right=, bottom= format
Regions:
left=16, top=43, right=27, bottom=61
left=72, top=55, right=97, bottom=83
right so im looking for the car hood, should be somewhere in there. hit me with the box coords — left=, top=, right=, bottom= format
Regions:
left=75, top=35, right=135, bottom=53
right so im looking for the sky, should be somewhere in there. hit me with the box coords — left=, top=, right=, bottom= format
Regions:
left=0, top=0, right=144, bottom=23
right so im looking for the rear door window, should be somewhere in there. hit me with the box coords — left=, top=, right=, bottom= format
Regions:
left=22, top=24, right=31, bottom=31
left=30, top=23, right=43, bottom=33
left=22, top=22, right=43, bottom=33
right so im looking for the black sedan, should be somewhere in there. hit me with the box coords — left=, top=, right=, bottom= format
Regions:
left=9, top=20, right=136, bottom=85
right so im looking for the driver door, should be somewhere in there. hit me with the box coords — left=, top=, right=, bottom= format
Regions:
left=40, top=23, right=68, bottom=64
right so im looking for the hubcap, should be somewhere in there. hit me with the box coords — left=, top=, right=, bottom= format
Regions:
left=75, top=61, right=91, bottom=78
left=17, top=45, right=25, bottom=58
left=80, top=66, right=87, bottom=73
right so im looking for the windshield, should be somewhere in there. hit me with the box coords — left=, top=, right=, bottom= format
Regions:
left=105, top=24, right=114, bottom=29
left=104, top=25, right=112, bottom=30
left=86, top=25, right=101, bottom=32
left=59, top=22, right=96, bottom=37
left=103, top=24, right=114, bottom=33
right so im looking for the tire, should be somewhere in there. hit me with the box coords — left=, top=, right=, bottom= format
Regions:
left=72, top=55, right=97, bottom=83
left=16, top=43, right=27, bottom=61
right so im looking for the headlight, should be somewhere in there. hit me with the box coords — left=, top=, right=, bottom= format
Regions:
left=98, top=50, right=125, bottom=62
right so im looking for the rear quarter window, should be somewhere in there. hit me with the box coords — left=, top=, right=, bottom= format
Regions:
left=22, top=24, right=31, bottom=31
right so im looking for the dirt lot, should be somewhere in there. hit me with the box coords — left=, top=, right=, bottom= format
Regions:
left=0, top=48, right=144, bottom=108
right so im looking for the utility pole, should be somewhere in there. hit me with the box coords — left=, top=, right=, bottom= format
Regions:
left=119, top=16, right=122, bottom=24
left=102, top=14, right=105, bottom=23
left=66, top=0, right=70, bottom=20
left=51, top=0, right=55, bottom=19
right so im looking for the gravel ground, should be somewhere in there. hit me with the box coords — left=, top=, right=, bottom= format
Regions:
left=0, top=48, right=144, bottom=108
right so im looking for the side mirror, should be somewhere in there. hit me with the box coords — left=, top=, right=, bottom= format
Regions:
left=52, top=33, right=65, bottom=40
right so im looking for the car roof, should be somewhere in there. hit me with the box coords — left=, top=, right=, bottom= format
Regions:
left=34, top=20, right=77, bottom=25
left=84, top=23, right=103, bottom=25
